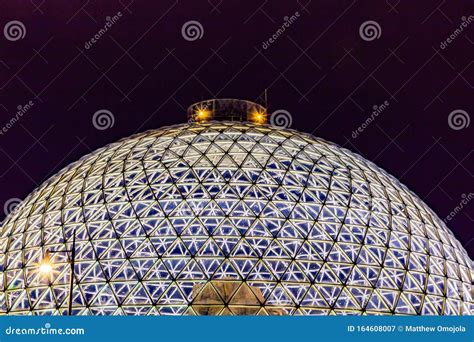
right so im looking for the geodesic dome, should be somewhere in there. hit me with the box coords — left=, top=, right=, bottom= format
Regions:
left=1, top=120, right=472, bottom=315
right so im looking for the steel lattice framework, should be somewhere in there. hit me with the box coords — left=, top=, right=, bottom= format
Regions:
left=0, top=122, right=472, bottom=315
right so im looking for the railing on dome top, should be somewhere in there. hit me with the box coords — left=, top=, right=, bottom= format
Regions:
left=187, top=99, right=268, bottom=124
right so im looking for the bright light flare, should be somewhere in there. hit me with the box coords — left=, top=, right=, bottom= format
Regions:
left=195, top=108, right=211, bottom=122
left=39, top=263, right=53, bottom=274
left=39, top=250, right=54, bottom=275
left=251, top=111, right=267, bottom=124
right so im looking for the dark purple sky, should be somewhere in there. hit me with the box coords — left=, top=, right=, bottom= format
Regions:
left=0, top=1, right=473, bottom=255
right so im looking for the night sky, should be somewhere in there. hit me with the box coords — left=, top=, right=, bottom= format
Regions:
left=0, top=1, right=473, bottom=256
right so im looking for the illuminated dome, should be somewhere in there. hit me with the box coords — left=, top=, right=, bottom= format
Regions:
left=1, top=106, right=473, bottom=315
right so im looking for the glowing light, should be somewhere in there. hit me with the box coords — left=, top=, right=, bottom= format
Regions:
left=39, top=251, right=53, bottom=274
left=39, top=263, right=53, bottom=274
left=251, top=111, right=266, bottom=124
left=195, top=107, right=211, bottom=122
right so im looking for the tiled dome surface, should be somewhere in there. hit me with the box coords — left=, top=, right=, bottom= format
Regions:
left=1, top=122, right=472, bottom=315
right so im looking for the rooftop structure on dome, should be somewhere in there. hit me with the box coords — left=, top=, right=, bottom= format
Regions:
left=187, top=98, right=267, bottom=124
